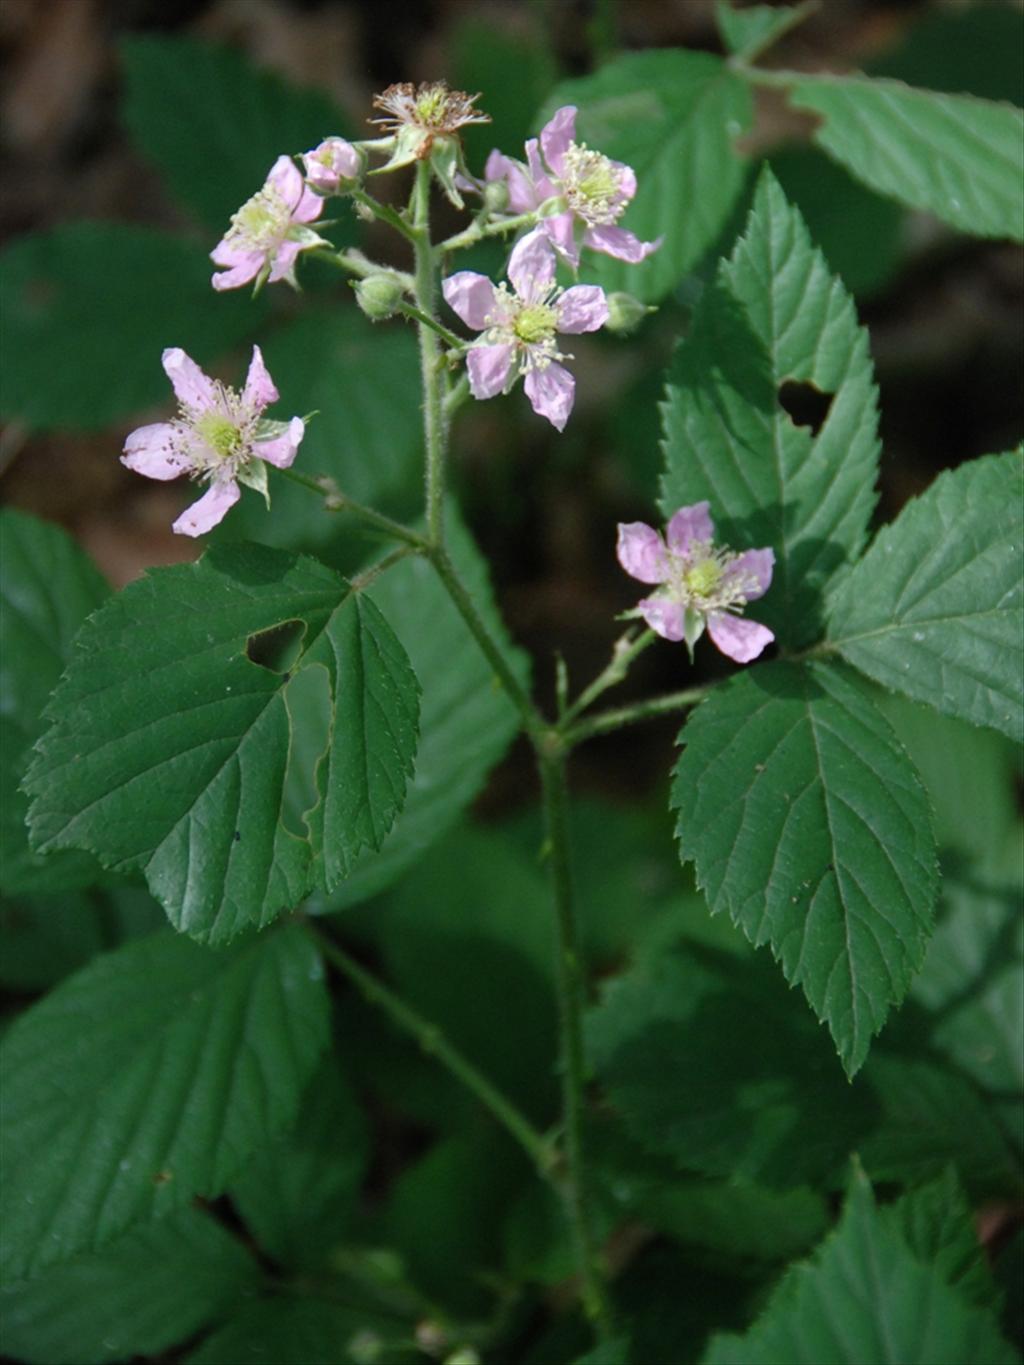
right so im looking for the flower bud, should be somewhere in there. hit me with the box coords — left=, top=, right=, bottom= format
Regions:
left=302, top=137, right=361, bottom=194
left=354, top=273, right=404, bottom=321
left=604, top=291, right=655, bottom=335
left=483, top=177, right=510, bottom=214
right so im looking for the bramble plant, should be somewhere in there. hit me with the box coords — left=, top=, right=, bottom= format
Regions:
left=1, top=5, right=1023, bottom=1364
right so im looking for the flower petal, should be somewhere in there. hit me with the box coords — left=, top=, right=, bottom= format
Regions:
left=666, top=502, right=714, bottom=556
left=557, top=284, right=609, bottom=334
left=508, top=228, right=556, bottom=300
left=211, top=257, right=263, bottom=291
left=267, top=154, right=304, bottom=208
left=543, top=211, right=580, bottom=267
left=540, top=106, right=577, bottom=177
left=268, top=240, right=303, bottom=284
left=211, top=237, right=255, bottom=267
left=616, top=522, right=669, bottom=584
left=443, top=271, right=497, bottom=331
left=615, top=162, right=638, bottom=201
left=172, top=480, right=241, bottom=537
left=162, top=348, right=216, bottom=409
left=254, top=416, right=305, bottom=468
left=524, top=362, right=574, bottom=431
left=707, top=612, right=774, bottom=663
left=293, top=184, right=325, bottom=223
left=467, top=344, right=514, bottom=399
left=525, top=140, right=556, bottom=201
left=242, top=345, right=278, bottom=410
left=638, top=596, right=686, bottom=642
left=584, top=224, right=661, bottom=263
left=724, top=547, right=775, bottom=603
left=121, top=423, right=183, bottom=480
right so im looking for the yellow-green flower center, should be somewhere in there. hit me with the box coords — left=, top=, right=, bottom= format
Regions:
left=415, top=87, right=449, bottom=126
left=513, top=303, right=558, bottom=345
left=227, top=185, right=289, bottom=251
left=561, top=143, right=624, bottom=226
left=196, top=413, right=243, bottom=461
left=683, top=559, right=724, bottom=599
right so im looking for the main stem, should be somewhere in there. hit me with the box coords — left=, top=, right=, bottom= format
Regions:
left=412, top=162, right=447, bottom=546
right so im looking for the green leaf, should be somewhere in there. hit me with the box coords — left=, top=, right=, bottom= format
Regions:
left=229, top=1050, right=369, bottom=1269
left=541, top=50, right=753, bottom=303
left=0, top=925, right=329, bottom=1280
left=0, top=225, right=261, bottom=431
left=26, top=543, right=420, bottom=941
left=1, top=510, right=109, bottom=893
left=660, top=167, right=880, bottom=648
left=188, top=1297, right=412, bottom=1365
left=715, top=2, right=816, bottom=63
left=886, top=1169, right=1000, bottom=1309
left=672, top=661, right=937, bottom=1075
left=827, top=450, right=1024, bottom=741
left=787, top=76, right=1024, bottom=241
left=120, top=36, right=353, bottom=235
left=319, top=509, right=529, bottom=909
left=867, top=6, right=1024, bottom=108
left=703, top=1169, right=1019, bottom=1365
left=0, top=1207, right=260, bottom=1365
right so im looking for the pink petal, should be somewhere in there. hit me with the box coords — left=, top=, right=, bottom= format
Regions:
left=540, top=106, right=577, bottom=177
left=666, top=502, right=714, bottom=556
left=557, top=285, right=609, bottom=334
left=293, top=184, right=325, bottom=223
left=443, top=272, right=497, bottom=331
left=211, top=256, right=263, bottom=291
left=242, top=345, right=278, bottom=410
left=616, top=162, right=638, bottom=201
left=707, top=613, right=774, bottom=664
left=254, top=416, right=305, bottom=469
left=724, top=548, right=775, bottom=603
left=638, top=596, right=686, bottom=642
left=467, top=344, right=514, bottom=399
left=121, top=423, right=183, bottom=480
left=486, top=150, right=539, bottom=214
left=508, top=228, right=556, bottom=301
left=303, top=138, right=359, bottom=190
left=162, top=348, right=216, bottom=409
left=267, top=155, right=304, bottom=208
left=268, top=240, right=302, bottom=283
left=172, top=480, right=240, bottom=537
left=211, top=237, right=256, bottom=267
left=524, top=361, right=574, bottom=431
left=485, top=149, right=510, bottom=182
left=543, top=212, right=580, bottom=267
left=584, top=225, right=661, bottom=263
left=616, top=522, right=669, bottom=584
left=525, top=141, right=556, bottom=202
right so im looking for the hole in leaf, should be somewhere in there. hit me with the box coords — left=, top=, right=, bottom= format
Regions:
left=246, top=619, right=306, bottom=674
left=778, top=381, right=833, bottom=436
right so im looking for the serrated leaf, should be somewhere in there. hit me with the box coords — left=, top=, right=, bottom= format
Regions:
left=541, top=50, right=753, bottom=303
left=660, top=167, right=880, bottom=647
left=1, top=510, right=109, bottom=893
left=0, top=226, right=261, bottom=431
left=120, top=36, right=353, bottom=236
left=0, top=925, right=329, bottom=1280
left=787, top=76, right=1024, bottom=242
left=672, top=661, right=937, bottom=1074
left=827, top=450, right=1024, bottom=741
left=26, top=543, right=420, bottom=941
left=715, top=2, right=815, bottom=62
left=0, top=1207, right=259, bottom=1365
left=885, top=1170, right=1000, bottom=1309
left=318, top=509, right=529, bottom=909
left=703, top=1170, right=1019, bottom=1365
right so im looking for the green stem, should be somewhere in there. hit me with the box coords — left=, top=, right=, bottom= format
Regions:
left=559, top=628, right=657, bottom=727
left=439, top=210, right=540, bottom=255
left=397, top=300, right=465, bottom=350
left=411, top=163, right=447, bottom=546
left=443, top=373, right=471, bottom=419
left=278, top=467, right=426, bottom=549
left=537, top=749, right=614, bottom=1339
left=308, top=923, right=555, bottom=1174
left=310, top=247, right=414, bottom=292
left=350, top=187, right=419, bottom=244
left=562, top=683, right=709, bottom=748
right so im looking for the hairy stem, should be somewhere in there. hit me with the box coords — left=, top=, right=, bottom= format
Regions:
left=278, top=467, right=426, bottom=549
left=411, top=162, right=448, bottom=546
left=439, top=209, right=540, bottom=255
left=308, top=923, right=555, bottom=1174
left=559, top=628, right=657, bottom=727
left=561, top=683, right=709, bottom=748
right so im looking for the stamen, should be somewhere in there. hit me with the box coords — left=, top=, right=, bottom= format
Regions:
left=560, top=142, right=626, bottom=227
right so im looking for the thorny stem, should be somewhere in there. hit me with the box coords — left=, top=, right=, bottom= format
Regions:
left=412, top=163, right=448, bottom=546
left=439, top=209, right=540, bottom=255
left=308, top=924, right=555, bottom=1175
left=561, top=683, right=710, bottom=748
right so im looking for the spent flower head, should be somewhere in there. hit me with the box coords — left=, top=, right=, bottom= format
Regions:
left=617, top=503, right=775, bottom=662
left=486, top=105, right=661, bottom=269
left=371, top=81, right=490, bottom=153
left=121, top=347, right=304, bottom=537
left=211, top=155, right=327, bottom=292
left=443, top=229, right=608, bottom=431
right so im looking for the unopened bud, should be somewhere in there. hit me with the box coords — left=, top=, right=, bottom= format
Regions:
left=604, top=291, right=655, bottom=335
left=483, top=178, right=510, bottom=214
left=354, top=273, right=404, bottom=320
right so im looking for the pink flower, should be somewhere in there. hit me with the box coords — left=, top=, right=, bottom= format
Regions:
left=442, top=229, right=608, bottom=431
left=617, top=503, right=775, bottom=663
left=122, top=346, right=304, bottom=537
left=486, top=105, right=660, bottom=269
left=302, top=137, right=361, bottom=194
left=211, top=155, right=327, bottom=292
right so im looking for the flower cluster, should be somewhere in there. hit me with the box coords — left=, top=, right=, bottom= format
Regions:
left=122, top=347, right=303, bottom=537
left=617, top=503, right=775, bottom=663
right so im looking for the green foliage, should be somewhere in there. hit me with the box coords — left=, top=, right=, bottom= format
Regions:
left=702, top=1170, right=1018, bottom=1364
left=0, top=225, right=260, bottom=432
left=828, top=450, right=1023, bottom=742
left=26, top=544, right=420, bottom=941
left=714, top=2, right=815, bottom=62
left=867, top=5, right=1024, bottom=107
left=1, top=511, right=108, bottom=893
left=120, top=36, right=353, bottom=235
left=787, top=76, right=1024, bottom=242
left=0, top=1208, right=260, bottom=1365
left=187, top=1297, right=412, bottom=1365
left=542, top=50, right=753, bottom=302
left=660, top=168, right=880, bottom=648
left=672, top=662, right=937, bottom=1075
left=0, top=926, right=329, bottom=1279
left=0, top=888, right=164, bottom=992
